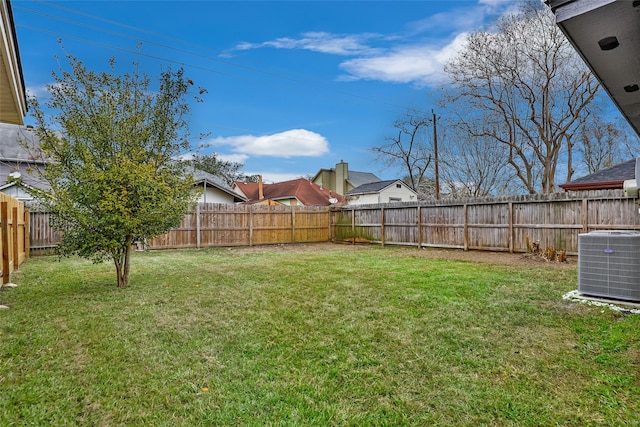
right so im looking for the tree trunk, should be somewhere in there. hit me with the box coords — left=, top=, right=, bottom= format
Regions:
left=113, top=236, right=133, bottom=288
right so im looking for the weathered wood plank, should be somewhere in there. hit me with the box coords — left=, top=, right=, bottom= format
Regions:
left=28, top=189, right=640, bottom=256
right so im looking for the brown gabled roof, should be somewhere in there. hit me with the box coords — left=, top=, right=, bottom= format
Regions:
left=559, top=158, right=635, bottom=191
left=234, top=178, right=344, bottom=206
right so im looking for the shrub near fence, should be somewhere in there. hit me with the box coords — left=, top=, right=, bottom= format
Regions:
left=28, top=189, right=640, bottom=255
left=332, top=189, right=640, bottom=254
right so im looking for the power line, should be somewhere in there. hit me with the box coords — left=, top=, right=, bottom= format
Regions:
left=19, top=21, right=415, bottom=131
left=16, top=2, right=425, bottom=117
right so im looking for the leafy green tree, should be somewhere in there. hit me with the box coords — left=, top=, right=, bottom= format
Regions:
left=29, top=55, right=198, bottom=287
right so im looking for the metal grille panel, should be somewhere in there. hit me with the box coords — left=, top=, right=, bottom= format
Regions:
left=578, top=231, right=640, bottom=301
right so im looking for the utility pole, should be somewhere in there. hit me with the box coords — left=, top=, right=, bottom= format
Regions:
left=433, top=109, right=440, bottom=200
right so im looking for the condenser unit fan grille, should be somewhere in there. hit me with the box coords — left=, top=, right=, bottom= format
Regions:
left=578, top=231, right=640, bottom=302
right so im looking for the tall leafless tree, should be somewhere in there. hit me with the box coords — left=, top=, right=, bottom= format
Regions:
left=371, top=109, right=432, bottom=192
left=576, top=115, right=640, bottom=174
left=438, top=121, right=515, bottom=197
left=443, top=1, right=600, bottom=194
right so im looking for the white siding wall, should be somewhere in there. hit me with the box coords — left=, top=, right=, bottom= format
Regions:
left=379, top=184, right=416, bottom=203
left=0, top=185, right=34, bottom=201
left=346, top=183, right=417, bottom=205
left=347, top=193, right=381, bottom=205
left=198, top=187, right=237, bottom=204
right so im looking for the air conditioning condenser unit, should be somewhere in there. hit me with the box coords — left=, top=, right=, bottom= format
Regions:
left=578, top=230, right=640, bottom=302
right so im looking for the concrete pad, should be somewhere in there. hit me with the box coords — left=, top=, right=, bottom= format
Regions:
left=563, top=290, right=640, bottom=314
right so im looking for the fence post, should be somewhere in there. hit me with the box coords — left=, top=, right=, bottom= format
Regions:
left=463, top=204, right=469, bottom=251
left=24, top=208, right=29, bottom=259
left=508, top=202, right=514, bottom=253
left=380, top=207, right=385, bottom=246
left=1, top=202, right=9, bottom=284
left=12, top=207, right=18, bottom=270
left=351, top=208, right=355, bottom=245
left=196, top=204, right=201, bottom=249
left=249, top=205, right=254, bottom=247
left=417, top=206, right=422, bottom=248
left=291, top=207, right=296, bottom=244
left=582, top=198, right=588, bottom=233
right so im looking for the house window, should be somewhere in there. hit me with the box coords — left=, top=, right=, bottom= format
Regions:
left=396, top=183, right=402, bottom=188
left=389, top=197, right=401, bottom=202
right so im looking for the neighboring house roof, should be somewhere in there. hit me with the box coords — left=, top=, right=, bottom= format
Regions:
left=560, top=159, right=635, bottom=191
left=0, top=180, right=40, bottom=201
left=0, top=122, right=48, bottom=191
left=311, top=168, right=381, bottom=189
left=235, top=178, right=344, bottom=206
left=0, top=0, right=27, bottom=125
left=189, top=166, right=247, bottom=202
left=0, top=122, right=44, bottom=162
left=345, top=179, right=417, bottom=196
left=0, top=128, right=245, bottom=201
left=347, top=171, right=382, bottom=189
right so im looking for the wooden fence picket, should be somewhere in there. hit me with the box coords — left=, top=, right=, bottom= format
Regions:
left=26, top=189, right=640, bottom=256
left=0, top=195, right=27, bottom=283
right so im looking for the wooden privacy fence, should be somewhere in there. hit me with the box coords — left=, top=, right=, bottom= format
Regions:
left=146, top=204, right=331, bottom=249
left=0, top=193, right=28, bottom=283
left=331, top=189, right=640, bottom=254
left=29, top=209, right=63, bottom=256
left=29, top=204, right=332, bottom=252
left=27, top=189, right=640, bottom=255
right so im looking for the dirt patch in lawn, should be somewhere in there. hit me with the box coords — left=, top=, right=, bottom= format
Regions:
left=226, top=241, right=577, bottom=269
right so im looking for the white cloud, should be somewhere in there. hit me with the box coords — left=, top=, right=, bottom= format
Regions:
left=338, top=33, right=468, bottom=87
left=406, top=8, right=487, bottom=36
left=27, top=84, right=53, bottom=98
left=478, top=0, right=512, bottom=8
left=229, top=1, right=513, bottom=88
left=235, top=32, right=382, bottom=56
left=175, top=153, right=195, bottom=161
left=217, top=153, right=249, bottom=164
left=208, top=129, right=329, bottom=158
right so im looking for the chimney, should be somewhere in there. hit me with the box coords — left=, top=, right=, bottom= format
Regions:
left=258, top=175, right=264, bottom=200
left=336, top=160, right=348, bottom=195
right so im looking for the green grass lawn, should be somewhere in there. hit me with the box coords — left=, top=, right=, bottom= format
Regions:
left=1, top=245, right=639, bottom=426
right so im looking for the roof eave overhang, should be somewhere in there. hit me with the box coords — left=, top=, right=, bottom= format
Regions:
left=546, top=0, right=640, bottom=137
left=195, top=179, right=248, bottom=201
left=559, top=179, right=624, bottom=191
left=0, top=0, right=27, bottom=125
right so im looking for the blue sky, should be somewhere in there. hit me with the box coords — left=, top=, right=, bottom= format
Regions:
left=12, top=0, right=514, bottom=183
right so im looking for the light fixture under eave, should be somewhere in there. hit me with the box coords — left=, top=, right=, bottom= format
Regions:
left=598, top=36, right=619, bottom=51
left=624, top=84, right=640, bottom=93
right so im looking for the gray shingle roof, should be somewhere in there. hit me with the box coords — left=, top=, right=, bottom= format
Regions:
left=345, top=179, right=404, bottom=195
left=347, top=171, right=382, bottom=188
left=567, top=159, right=635, bottom=184
left=0, top=123, right=44, bottom=162
left=188, top=166, right=246, bottom=201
